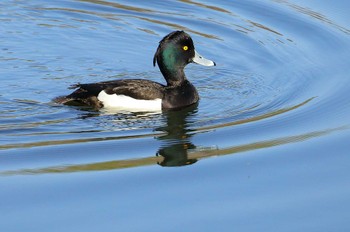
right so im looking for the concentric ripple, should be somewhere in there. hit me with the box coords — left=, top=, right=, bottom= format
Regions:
left=0, top=0, right=349, bottom=172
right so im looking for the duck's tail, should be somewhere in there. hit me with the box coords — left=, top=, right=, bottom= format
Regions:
left=53, top=94, right=102, bottom=108
left=53, top=95, right=75, bottom=105
left=52, top=84, right=81, bottom=105
left=53, top=84, right=103, bottom=108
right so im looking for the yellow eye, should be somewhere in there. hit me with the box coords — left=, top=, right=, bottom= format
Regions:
left=183, top=45, right=188, bottom=51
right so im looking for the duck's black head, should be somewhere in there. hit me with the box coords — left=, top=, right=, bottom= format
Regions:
left=153, top=31, right=215, bottom=86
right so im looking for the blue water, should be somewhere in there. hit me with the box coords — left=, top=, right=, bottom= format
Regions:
left=1, top=0, right=350, bottom=231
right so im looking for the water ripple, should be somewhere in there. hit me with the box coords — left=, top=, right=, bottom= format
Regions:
left=0, top=0, right=349, bottom=165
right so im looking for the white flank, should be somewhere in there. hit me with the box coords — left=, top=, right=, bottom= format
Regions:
left=97, top=90, right=162, bottom=112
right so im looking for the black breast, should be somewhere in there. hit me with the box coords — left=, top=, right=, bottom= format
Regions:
left=162, top=80, right=199, bottom=109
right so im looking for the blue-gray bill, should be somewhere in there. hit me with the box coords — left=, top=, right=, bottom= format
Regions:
left=192, top=50, right=216, bottom=66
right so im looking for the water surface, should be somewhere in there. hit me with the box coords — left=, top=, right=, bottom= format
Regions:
left=1, top=0, right=350, bottom=231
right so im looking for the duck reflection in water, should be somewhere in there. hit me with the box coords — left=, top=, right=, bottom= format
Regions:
left=156, top=104, right=199, bottom=167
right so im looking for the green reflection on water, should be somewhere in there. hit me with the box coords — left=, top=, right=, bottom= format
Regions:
left=2, top=97, right=346, bottom=176
left=1, top=126, right=346, bottom=176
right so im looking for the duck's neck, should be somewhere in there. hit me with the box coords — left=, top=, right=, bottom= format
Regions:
left=159, top=64, right=186, bottom=86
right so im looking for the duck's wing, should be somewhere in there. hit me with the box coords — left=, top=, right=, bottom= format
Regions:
left=102, top=79, right=165, bottom=100
left=55, top=79, right=165, bottom=107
